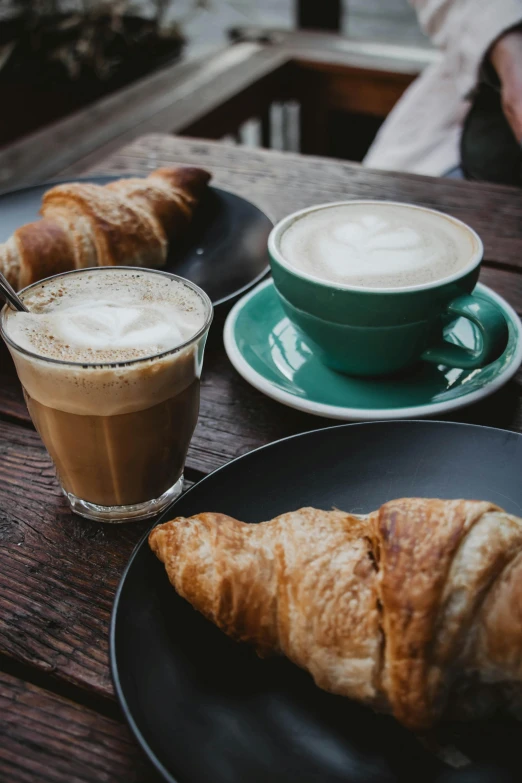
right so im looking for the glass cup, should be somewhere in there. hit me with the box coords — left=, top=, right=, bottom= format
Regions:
left=1, top=267, right=213, bottom=523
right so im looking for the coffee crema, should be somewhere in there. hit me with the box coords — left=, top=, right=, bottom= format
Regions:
left=3, top=269, right=209, bottom=508
left=279, top=203, right=477, bottom=289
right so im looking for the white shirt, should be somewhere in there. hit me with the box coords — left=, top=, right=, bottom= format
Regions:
left=364, top=0, right=522, bottom=176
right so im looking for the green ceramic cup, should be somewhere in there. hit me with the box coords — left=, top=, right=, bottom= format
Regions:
left=268, top=201, right=509, bottom=377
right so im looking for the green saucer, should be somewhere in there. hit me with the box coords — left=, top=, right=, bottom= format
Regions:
left=223, top=279, right=522, bottom=420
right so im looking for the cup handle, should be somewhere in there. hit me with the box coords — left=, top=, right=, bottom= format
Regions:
left=421, top=294, right=509, bottom=369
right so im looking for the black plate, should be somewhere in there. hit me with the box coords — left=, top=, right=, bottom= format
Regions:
left=111, top=421, right=522, bottom=783
left=0, top=176, right=271, bottom=306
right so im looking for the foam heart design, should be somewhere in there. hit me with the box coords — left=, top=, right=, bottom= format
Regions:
left=74, top=303, right=142, bottom=336
left=279, top=203, right=472, bottom=288
left=328, top=218, right=435, bottom=276
left=37, top=301, right=183, bottom=352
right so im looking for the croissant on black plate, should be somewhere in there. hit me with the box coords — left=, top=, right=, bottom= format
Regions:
left=0, top=166, right=211, bottom=290
left=149, top=498, right=522, bottom=731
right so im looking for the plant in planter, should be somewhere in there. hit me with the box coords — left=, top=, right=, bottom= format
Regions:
left=0, top=0, right=209, bottom=146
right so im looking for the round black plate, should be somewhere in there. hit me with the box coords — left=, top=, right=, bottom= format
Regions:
left=111, top=421, right=522, bottom=783
left=0, top=176, right=271, bottom=306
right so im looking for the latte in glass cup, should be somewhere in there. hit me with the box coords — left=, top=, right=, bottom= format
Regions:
left=1, top=267, right=213, bottom=522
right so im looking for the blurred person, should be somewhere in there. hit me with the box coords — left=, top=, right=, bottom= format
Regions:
left=364, top=0, right=522, bottom=184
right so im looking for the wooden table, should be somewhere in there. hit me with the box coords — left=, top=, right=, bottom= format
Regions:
left=2, top=135, right=522, bottom=782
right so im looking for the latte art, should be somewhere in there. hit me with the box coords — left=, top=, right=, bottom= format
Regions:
left=6, top=270, right=205, bottom=364
left=16, top=301, right=186, bottom=356
left=279, top=203, right=477, bottom=289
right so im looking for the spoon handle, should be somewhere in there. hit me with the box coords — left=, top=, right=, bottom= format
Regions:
left=0, top=272, right=29, bottom=312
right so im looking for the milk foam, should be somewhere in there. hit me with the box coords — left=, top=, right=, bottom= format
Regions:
left=6, top=270, right=205, bottom=363
left=280, top=203, right=477, bottom=289
left=3, top=270, right=210, bottom=416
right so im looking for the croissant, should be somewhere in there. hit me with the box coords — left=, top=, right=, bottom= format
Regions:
left=149, top=499, right=522, bottom=732
left=0, top=166, right=211, bottom=290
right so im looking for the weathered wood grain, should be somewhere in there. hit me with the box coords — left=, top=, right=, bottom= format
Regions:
left=66, top=135, right=522, bottom=268
left=231, top=27, right=439, bottom=74
left=478, top=266, right=522, bottom=309
left=0, top=418, right=147, bottom=696
left=0, top=356, right=27, bottom=423
left=0, top=671, right=152, bottom=782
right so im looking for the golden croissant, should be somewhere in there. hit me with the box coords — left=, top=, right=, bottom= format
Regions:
left=149, top=499, right=522, bottom=732
left=0, top=166, right=211, bottom=290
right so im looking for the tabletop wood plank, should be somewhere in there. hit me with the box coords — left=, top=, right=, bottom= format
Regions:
left=0, top=671, right=152, bottom=782
left=63, top=134, right=522, bottom=269
left=0, top=417, right=147, bottom=696
left=0, top=366, right=27, bottom=424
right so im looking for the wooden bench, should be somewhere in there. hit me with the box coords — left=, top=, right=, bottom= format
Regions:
left=0, top=30, right=439, bottom=191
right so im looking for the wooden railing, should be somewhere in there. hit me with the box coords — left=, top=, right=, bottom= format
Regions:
left=0, top=29, right=439, bottom=190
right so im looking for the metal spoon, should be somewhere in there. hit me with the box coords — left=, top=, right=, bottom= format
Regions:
left=0, top=271, right=29, bottom=312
